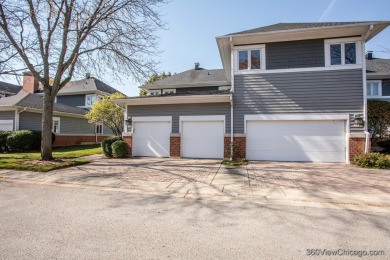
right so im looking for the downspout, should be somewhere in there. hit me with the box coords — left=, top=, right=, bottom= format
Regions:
left=230, top=36, right=234, bottom=160
left=363, top=25, right=374, bottom=153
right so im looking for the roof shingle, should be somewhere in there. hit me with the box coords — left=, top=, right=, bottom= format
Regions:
left=0, top=81, right=22, bottom=95
left=366, top=59, right=390, bottom=78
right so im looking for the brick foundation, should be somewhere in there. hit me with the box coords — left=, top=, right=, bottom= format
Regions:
left=53, top=135, right=109, bottom=147
left=170, top=136, right=181, bottom=157
left=224, top=136, right=246, bottom=159
left=123, top=135, right=132, bottom=157
left=349, top=137, right=366, bottom=160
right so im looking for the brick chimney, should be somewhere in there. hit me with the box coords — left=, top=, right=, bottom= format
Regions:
left=22, top=72, right=39, bottom=93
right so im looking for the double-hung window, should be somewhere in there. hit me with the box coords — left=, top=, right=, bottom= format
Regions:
left=96, top=123, right=103, bottom=134
left=85, top=94, right=97, bottom=107
left=367, top=81, right=382, bottom=97
left=325, top=38, right=362, bottom=66
left=234, top=45, right=265, bottom=72
left=52, top=117, right=60, bottom=133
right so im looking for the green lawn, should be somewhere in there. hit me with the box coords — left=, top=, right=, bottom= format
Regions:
left=0, top=144, right=102, bottom=172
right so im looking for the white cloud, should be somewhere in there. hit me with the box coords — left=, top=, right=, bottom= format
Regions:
left=319, top=0, right=338, bottom=22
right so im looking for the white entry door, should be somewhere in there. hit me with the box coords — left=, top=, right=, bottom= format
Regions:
left=0, top=120, right=13, bottom=131
left=132, top=121, right=171, bottom=157
left=246, top=120, right=346, bottom=162
left=182, top=120, right=224, bottom=159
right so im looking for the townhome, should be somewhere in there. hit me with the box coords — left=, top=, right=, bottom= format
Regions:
left=0, top=73, right=119, bottom=146
left=365, top=52, right=390, bottom=101
left=114, top=21, right=390, bottom=163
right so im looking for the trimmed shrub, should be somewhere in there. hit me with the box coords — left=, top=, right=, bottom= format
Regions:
left=5, top=130, right=56, bottom=152
left=377, top=140, right=390, bottom=150
left=102, top=136, right=122, bottom=157
left=6, top=130, right=37, bottom=152
left=353, top=153, right=390, bottom=169
left=111, top=140, right=128, bottom=158
left=0, top=130, right=12, bottom=152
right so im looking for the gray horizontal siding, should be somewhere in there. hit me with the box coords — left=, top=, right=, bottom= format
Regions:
left=19, top=112, right=42, bottom=131
left=382, top=80, right=390, bottom=96
left=127, top=103, right=231, bottom=133
left=266, top=39, right=324, bottom=69
left=233, top=69, right=363, bottom=133
left=0, top=111, right=15, bottom=130
left=176, top=86, right=219, bottom=93
left=56, top=94, right=85, bottom=107
left=19, top=112, right=96, bottom=135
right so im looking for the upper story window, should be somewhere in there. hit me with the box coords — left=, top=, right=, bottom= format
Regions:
left=85, top=94, right=97, bottom=107
left=148, top=90, right=161, bottom=96
left=234, top=45, right=265, bottom=73
left=52, top=117, right=60, bottom=133
left=85, top=94, right=103, bottom=107
left=367, top=80, right=382, bottom=97
left=325, top=38, right=362, bottom=67
left=162, top=89, right=176, bottom=95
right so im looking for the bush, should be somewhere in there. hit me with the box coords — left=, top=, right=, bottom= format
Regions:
left=353, top=153, right=390, bottom=169
left=102, top=136, right=122, bottom=157
left=368, top=100, right=390, bottom=144
left=0, top=130, right=12, bottom=152
left=377, top=140, right=390, bottom=150
left=5, top=130, right=55, bottom=152
left=111, top=140, right=128, bottom=158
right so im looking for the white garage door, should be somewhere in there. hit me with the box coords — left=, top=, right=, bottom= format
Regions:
left=0, top=120, right=13, bottom=131
left=182, top=121, right=224, bottom=159
left=132, top=121, right=171, bottom=157
left=246, top=120, right=346, bottom=162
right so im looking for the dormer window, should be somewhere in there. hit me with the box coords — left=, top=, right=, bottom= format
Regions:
left=325, top=38, right=362, bottom=67
left=234, top=45, right=265, bottom=73
left=86, top=94, right=97, bottom=107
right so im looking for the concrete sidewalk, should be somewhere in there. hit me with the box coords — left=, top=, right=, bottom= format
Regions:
left=1, top=164, right=390, bottom=212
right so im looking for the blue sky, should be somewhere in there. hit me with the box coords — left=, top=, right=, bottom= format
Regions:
left=117, top=0, right=390, bottom=96
left=5, top=0, right=390, bottom=96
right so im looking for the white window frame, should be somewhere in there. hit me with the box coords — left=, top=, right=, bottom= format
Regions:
left=52, top=117, right=60, bottom=133
left=85, top=94, right=97, bottom=107
left=325, top=37, right=362, bottom=67
left=95, top=123, right=103, bottom=134
left=162, top=89, right=176, bottom=94
left=233, top=44, right=266, bottom=74
left=148, top=90, right=161, bottom=96
left=367, top=80, right=382, bottom=97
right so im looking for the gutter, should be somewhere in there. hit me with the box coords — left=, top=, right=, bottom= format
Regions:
left=230, top=36, right=234, bottom=161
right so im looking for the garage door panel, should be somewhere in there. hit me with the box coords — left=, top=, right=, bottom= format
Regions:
left=182, top=121, right=224, bottom=159
left=133, top=122, right=170, bottom=157
left=0, top=120, right=13, bottom=131
left=246, top=120, right=346, bottom=163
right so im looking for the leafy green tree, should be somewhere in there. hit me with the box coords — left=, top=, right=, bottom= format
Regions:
left=367, top=100, right=390, bottom=143
left=85, top=93, right=126, bottom=136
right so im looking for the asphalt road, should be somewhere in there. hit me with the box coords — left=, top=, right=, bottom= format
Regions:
left=0, top=181, right=389, bottom=259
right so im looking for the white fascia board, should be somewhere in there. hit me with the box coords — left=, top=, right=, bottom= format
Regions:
left=132, top=116, right=172, bottom=122
left=15, top=107, right=86, bottom=119
left=244, top=114, right=350, bottom=121
left=0, top=106, right=16, bottom=111
left=112, top=94, right=231, bottom=106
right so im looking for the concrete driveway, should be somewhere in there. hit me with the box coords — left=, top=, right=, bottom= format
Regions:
left=1, top=157, right=390, bottom=208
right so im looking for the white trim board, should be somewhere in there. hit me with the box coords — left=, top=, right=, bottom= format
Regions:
left=132, top=116, right=172, bottom=122
left=179, top=115, right=225, bottom=133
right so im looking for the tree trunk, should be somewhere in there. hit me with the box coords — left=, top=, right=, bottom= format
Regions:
left=41, top=88, right=55, bottom=161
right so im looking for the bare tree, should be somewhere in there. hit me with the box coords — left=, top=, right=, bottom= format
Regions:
left=0, top=0, right=165, bottom=160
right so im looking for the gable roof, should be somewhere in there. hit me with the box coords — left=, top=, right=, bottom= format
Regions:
left=142, top=69, right=228, bottom=89
left=226, top=22, right=380, bottom=36
left=0, top=81, right=22, bottom=95
left=366, top=59, right=390, bottom=79
left=57, top=77, right=120, bottom=95
left=0, top=91, right=87, bottom=115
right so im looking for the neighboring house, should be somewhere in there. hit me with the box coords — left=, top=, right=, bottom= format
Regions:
left=114, top=21, right=390, bottom=163
left=0, top=81, right=22, bottom=98
left=366, top=53, right=390, bottom=101
left=0, top=73, right=118, bottom=146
